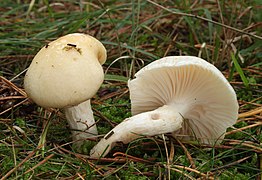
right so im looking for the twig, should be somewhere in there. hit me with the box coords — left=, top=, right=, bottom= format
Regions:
left=76, top=173, right=85, bottom=180
left=227, top=140, right=262, bottom=153
left=162, top=134, right=170, bottom=180
left=0, top=55, right=34, bottom=59
left=113, top=152, right=154, bottom=164
left=211, top=156, right=252, bottom=171
left=0, top=76, right=27, bottom=97
left=226, top=122, right=262, bottom=136
left=230, top=81, right=262, bottom=87
left=169, top=140, right=175, bottom=164
left=0, top=99, right=28, bottom=116
left=24, top=154, right=54, bottom=174
left=237, top=117, right=259, bottom=122
left=167, top=165, right=195, bottom=180
left=9, top=68, right=28, bottom=82
left=98, top=88, right=128, bottom=101
left=239, top=96, right=262, bottom=108
left=172, top=164, right=214, bottom=180
left=93, top=108, right=117, bottom=127
left=238, top=107, right=262, bottom=118
left=168, top=137, right=262, bottom=153
left=165, top=163, right=210, bottom=179
left=0, top=96, right=25, bottom=101
left=176, top=139, right=196, bottom=169
left=146, top=0, right=262, bottom=40
left=216, top=0, right=226, bottom=40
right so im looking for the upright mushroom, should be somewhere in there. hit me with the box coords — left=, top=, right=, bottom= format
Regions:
left=24, top=33, right=107, bottom=147
left=90, top=56, right=239, bottom=158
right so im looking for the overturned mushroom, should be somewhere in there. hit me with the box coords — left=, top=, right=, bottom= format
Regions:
left=24, top=33, right=106, bottom=147
left=90, top=56, right=239, bottom=158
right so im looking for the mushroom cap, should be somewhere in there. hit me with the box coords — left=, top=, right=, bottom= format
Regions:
left=128, top=56, right=239, bottom=144
left=24, top=33, right=107, bottom=108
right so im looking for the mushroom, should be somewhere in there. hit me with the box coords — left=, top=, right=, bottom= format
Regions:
left=24, top=33, right=106, bottom=147
left=90, top=56, right=239, bottom=158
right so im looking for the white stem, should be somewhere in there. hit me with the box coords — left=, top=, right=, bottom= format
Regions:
left=90, top=105, right=183, bottom=158
left=64, top=99, right=98, bottom=147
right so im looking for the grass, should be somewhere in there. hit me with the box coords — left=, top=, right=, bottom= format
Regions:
left=0, top=0, right=261, bottom=179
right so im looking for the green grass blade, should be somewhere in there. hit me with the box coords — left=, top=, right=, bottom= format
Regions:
left=203, top=9, right=213, bottom=44
left=105, top=74, right=129, bottom=82
left=231, top=52, right=249, bottom=88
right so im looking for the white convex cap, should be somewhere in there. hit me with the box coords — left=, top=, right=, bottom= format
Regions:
left=24, top=33, right=107, bottom=108
left=128, top=56, right=239, bottom=144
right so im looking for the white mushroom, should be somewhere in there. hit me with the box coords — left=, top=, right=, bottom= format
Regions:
left=24, top=33, right=106, bottom=147
left=90, top=56, right=239, bottom=158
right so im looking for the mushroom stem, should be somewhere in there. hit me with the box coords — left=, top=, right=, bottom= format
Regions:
left=90, top=105, right=183, bottom=158
left=64, top=99, right=98, bottom=147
